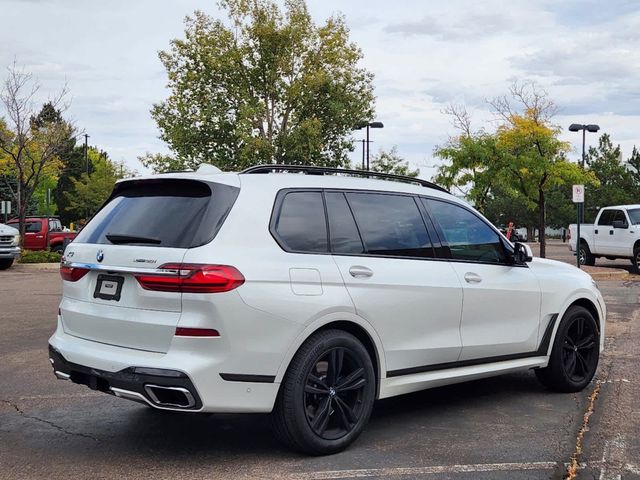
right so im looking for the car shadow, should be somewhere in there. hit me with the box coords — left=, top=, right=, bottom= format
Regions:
left=90, top=370, right=552, bottom=460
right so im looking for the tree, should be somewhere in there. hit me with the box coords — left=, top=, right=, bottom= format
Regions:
left=150, top=0, right=375, bottom=172
left=434, top=132, right=507, bottom=214
left=434, top=82, right=596, bottom=257
left=0, top=64, right=74, bottom=242
left=138, top=152, right=188, bottom=173
left=368, top=146, right=419, bottom=177
left=583, top=134, right=636, bottom=221
left=55, top=144, right=88, bottom=225
left=65, top=149, right=132, bottom=220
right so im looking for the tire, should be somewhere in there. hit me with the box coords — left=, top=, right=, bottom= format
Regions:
left=0, top=259, right=14, bottom=270
left=579, top=242, right=595, bottom=266
left=535, top=306, right=600, bottom=392
left=51, top=244, right=64, bottom=255
left=632, top=245, right=640, bottom=274
left=271, top=329, right=376, bottom=455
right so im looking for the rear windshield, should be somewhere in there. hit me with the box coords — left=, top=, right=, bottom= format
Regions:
left=74, top=179, right=239, bottom=248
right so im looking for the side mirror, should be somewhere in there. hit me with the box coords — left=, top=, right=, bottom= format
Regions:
left=612, top=220, right=628, bottom=229
left=513, top=242, right=533, bottom=264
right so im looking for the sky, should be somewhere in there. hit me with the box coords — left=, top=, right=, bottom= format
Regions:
left=1, top=0, right=639, bottom=179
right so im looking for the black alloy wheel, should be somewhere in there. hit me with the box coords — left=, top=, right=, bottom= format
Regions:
left=535, top=306, right=600, bottom=392
left=561, top=315, right=598, bottom=383
left=304, top=347, right=367, bottom=440
left=271, top=330, right=376, bottom=455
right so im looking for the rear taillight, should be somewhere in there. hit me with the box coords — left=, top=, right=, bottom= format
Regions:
left=60, top=264, right=90, bottom=282
left=135, top=264, right=245, bottom=293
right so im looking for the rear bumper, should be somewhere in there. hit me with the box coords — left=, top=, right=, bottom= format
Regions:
left=48, top=320, right=281, bottom=413
left=49, top=345, right=203, bottom=410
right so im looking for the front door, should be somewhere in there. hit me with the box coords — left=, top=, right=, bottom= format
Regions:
left=424, top=198, right=542, bottom=360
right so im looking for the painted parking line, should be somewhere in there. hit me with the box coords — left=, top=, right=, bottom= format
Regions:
left=287, top=461, right=558, bottom=479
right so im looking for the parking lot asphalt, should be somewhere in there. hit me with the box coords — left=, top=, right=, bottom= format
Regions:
left=1, top=251, right=639, bottom=479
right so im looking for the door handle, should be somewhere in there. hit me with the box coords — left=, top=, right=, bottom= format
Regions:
left=595, top=229, right=598, bottom=234
left=464, top=272, right=482, bottom=284
left=609, top=230, right=614, bottom=235
left=349, top=266, right=373, bottom=278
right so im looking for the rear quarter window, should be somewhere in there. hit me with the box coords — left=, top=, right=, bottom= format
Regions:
left=272, top=191, right=328, bottom=253
left=74, top=179, right=239, bottom=248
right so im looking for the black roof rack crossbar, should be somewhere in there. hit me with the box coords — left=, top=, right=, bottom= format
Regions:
left=240, top=164, right=449, bottom=193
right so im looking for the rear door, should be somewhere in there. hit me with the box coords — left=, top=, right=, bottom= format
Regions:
left=60, top=178, right=239, bottom=353
left=329, top=191, right=464, bottom=374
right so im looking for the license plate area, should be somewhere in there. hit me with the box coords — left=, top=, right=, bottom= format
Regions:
left=93, top=274, right=125, bottom=301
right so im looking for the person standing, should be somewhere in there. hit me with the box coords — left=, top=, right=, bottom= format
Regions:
left=506, top=221, right=515, bottom=241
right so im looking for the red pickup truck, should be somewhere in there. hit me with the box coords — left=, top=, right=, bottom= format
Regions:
left=7, top=217, right=77, bottom=253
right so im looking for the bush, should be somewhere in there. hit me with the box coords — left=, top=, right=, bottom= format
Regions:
left=19, top=249, right=62, bottom=264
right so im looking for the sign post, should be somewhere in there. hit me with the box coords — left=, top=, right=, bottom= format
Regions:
left=0, top=200, right=11, bottom=224
left=572, top=185, right=584, bottom=268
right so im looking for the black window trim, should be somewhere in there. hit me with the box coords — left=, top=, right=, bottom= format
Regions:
left=419, top=196, right=525, bottom=268
left=342, top=189, right=437, bottom=260
left=270, top=187, right=441, bottom=261
left=269, top=187, right=524, bottom=268
left=269, top=188, right=331, bottom=256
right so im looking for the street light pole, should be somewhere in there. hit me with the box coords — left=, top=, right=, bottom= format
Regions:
left=83, top=133, right=90, bottom=175
left=366, top=125, right=370, bottom=170
left=354, top=121, right=384, bottom=171
left=569, top=123, right=600, bottom=223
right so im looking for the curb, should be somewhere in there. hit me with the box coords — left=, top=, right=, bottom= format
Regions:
left=582, top=268, right=630, bottom=281
left=16, top=262, right=60, bottom=271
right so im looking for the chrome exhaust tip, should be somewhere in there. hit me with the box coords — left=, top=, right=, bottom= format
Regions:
left=144, top=385, right=196, bottom=409
left=54, top=370, right=70, bottom=380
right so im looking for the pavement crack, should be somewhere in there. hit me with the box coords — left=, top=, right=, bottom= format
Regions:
left=1, top=399, right=98, bottom=441
left=564, top=380, right=602, bottom=479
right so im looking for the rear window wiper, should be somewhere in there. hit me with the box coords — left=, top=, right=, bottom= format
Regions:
left=105, top=234, right=162, bottom=245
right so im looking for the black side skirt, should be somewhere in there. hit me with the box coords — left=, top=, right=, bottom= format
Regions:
left=386, top=314, right=559, bottom=378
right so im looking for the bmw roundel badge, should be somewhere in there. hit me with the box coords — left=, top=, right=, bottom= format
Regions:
left=96, top=249, right=104, bottom=263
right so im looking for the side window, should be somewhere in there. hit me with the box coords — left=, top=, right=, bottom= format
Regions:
left=346, top=193, right=433, bottom=258
left=25, top=222, right=42, bottom=233
left=325, top=192, right=364, bottom=254
left=612, top=210, right=627, bottom=225
left=425, top=199, right=506, bottom=264
left=597, top=210, right=614, bottom=226
left=273, top=191, right=328, bottom=253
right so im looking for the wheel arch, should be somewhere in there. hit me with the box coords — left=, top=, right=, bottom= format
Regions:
left=274, top=315, right=386, bottom=399
left=546, top=295, right=604, bottom=356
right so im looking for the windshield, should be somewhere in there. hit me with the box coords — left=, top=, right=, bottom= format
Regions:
left=74, top=179, right=239, bottom=248
left=628, top=208, right=640, bottom=225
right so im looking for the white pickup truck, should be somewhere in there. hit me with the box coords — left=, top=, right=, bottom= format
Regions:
left=569, top=204, right=640, bottom=271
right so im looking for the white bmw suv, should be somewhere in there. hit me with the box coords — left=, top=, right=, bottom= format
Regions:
left=49, top=165, right=606, bottom=454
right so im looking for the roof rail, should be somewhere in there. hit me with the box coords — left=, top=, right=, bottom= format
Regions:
left=240, top=164, right=449, bottom=193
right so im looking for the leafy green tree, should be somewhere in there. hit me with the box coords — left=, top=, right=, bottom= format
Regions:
left=368, top=146, right=419, bottom=177
left=581, top=134, right=636, bottom=221
left=434, top=133, right=507, bottom=214
left=64, top=150, right=127, bottom=221
left=0, top=65, right=74, bottom=242
left=149, top=0, right=375, bottom=172
left=435, top=83, right=596, bottom=257
left=627, top=146, right=640, bottom=187
left=55, top=144, right=89, bottom=225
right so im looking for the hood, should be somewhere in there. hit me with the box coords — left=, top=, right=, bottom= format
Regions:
left=0, top=223, right=19, bottom=235
left=529, top=256, right=593, bottom=282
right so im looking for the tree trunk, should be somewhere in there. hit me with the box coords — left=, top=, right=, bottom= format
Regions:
left=538, top=188, right=546, bottom=258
